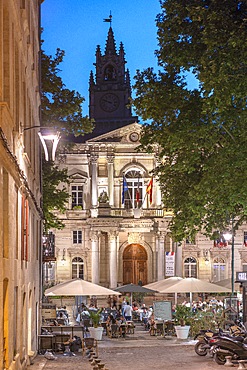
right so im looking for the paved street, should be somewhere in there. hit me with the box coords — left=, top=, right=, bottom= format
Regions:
left=28, top=323, right=223, bottom=370
left=29, top=344, right=221, bottom=370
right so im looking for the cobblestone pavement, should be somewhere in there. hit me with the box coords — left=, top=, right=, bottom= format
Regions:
left=29, top=324, right=223, bottom=370
left=28, top=343, right=222, bottom=370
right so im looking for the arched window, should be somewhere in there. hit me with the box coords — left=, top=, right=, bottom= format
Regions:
left=104, top=65, right=116, bottom=81
left=213, top=257, right=226, bottom=282
left=123, top=169, right=144, bottom=209
left=72, top=257, right=84, bottom=279
left=184, top=257, right=197, bottom=278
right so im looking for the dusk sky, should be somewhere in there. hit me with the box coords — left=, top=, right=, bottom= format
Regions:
left=41, top=1, right=162, bottom=117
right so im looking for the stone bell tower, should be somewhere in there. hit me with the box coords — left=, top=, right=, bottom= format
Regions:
left=89, top=26, right=138, bottom=136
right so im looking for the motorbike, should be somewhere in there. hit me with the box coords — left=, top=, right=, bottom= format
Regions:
left=194, top=322, right=247, bottom=358
left=194, top=329, right=219, bottom=356
left=209, top=334, right=247, bottom=365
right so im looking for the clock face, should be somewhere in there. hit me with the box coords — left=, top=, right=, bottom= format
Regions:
left=100, top=93, right=119, bottom=112
left=129, top=132, right=140, bottom=142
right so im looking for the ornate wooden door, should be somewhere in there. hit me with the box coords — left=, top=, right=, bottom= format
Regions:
left=123, top=244, right=147, bottom=285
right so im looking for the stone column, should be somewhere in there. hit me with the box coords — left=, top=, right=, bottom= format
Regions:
left=175, top=242, right=183, bottom=277
left=89, top=152, right=98, bottom=208
left=107, top=154, right=114, bottom=207
left=157, top=232, right=165, bottom=280
left=91, top=231, right=100, bottom=284
left=109, top=231, right=118, bottom=288
left=156, top=180, right=162, bottom=206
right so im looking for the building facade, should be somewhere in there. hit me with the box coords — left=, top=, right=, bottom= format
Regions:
left=0, top=1, right=42, bottom=369
left=47, top=27, right=247, bottom=294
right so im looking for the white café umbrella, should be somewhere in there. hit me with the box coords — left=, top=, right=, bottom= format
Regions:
left=144, top=276, right=183, bottom=291
left=144, top=276, right=183, bottom=304
left=158, top=277, right=231, bottom=306
left=214, top=278, right=239, bottom=291
left=44, top=278, right=121, bottom=297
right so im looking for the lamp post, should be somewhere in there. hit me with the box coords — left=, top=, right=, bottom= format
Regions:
left=223, top=219, right=235, bottom=296
left=23, top=125, right=60, bottom=161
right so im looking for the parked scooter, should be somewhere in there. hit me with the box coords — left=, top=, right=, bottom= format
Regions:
left=194, top=329, right=219, bottom=356
left=209, top=335, right=247, bottom=365
left=208, top=324, right=247, bottom=366
left=194, top=322, right=247, bottom=358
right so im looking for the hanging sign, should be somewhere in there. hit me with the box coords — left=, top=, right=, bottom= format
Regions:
left=165, top=251, right=175, bottom=277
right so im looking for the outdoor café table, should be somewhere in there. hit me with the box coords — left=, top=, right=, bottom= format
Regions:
left=155, top=321, right=164, bottom=336
left=41, top=325, right=84, bottom=337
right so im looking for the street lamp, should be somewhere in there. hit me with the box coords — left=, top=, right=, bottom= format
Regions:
left=223, top=220, right=235, bottom=296
left=23, top=126, right=60, bottom=161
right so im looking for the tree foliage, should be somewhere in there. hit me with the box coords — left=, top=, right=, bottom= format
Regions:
left=133, top=0, right=247, bottom=240
left=41, top=45, right=93, bottom=230
left=41, top=46, right=93, bottom=136
left=42, top=161, right=70, bottom=233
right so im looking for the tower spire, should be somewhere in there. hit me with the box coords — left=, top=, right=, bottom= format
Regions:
left=105, top=26, right=117, bottom=55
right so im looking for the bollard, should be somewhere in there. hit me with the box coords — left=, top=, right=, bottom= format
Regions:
left=238, top=361, right=247, bottom=370
left=89, top=358, right=95, bottom=366
left=224, top=356, right=234, bottom=367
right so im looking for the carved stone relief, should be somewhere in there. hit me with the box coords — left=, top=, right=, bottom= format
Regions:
left=128, top=232, right=144, bottom=244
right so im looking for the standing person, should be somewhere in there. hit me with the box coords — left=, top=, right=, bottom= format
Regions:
left=121, top=297, right=127, bottom=316
left=123, top=302, right=133, bottom=321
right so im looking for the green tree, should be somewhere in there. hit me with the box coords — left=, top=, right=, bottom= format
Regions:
left=41, top=45, right=93, bottom=230
left=41, top=46, right=93, bottom=136
left=133, top=0, right=247, bottom=240
left=42, top=160, right=70, bottom=233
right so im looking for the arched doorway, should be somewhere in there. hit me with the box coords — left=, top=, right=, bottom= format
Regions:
left=123, top=244, right=147, bottom=285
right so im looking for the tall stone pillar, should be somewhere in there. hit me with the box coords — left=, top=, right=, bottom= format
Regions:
left=91, top=231, right=100, bottom=284
left=156, top=180, right=162, bottom=206
left=89, top=153, right=98, bottom=208
left=175, top=242, right=183, bottom=277
left=109, top=231, right=118, bottom=288
left=107, top=154, right=114, bottom=206
left=157, top=232, right=165, bottom=280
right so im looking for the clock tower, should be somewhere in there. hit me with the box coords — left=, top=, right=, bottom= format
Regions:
left=89, top=26, right=138, bottom=136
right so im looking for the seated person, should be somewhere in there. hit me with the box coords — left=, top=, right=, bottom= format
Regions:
left=142, top=308, right=149, bottom=327
left=62, top=335, right=82, bottom=356
left=57, top=311, right=68, bottom=325
left=117, top=315, right=126, bottom=337
left=148, top=315, right=157, bottom=335
left=106, top=314, right=117, bottom=337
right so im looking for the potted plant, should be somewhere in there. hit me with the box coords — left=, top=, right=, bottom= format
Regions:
left=173, top=304, right=192, bottom=339
left=88, top=309, right=104, bottom=341
left=72, top=205, right=82, bottom=210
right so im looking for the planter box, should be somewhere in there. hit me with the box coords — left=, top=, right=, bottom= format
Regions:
left=88, top=327, right=104, bottom=341
left=174, top=325, right=190, bottom=339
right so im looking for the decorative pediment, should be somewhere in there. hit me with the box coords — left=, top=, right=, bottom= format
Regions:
left=86, top=122, right=141, bottom=144
left=68, top=168, right=88, bottom=182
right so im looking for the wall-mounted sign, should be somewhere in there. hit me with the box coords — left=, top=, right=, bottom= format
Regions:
left=236, top=271, right=247, bottom=282
left=165, top=252, right=175, bottom=277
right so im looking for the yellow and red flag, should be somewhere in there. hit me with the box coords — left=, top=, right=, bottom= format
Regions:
left=146, top=177, right=153, bottom=204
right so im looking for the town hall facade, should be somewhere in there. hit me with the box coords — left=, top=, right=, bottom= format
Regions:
left=44, top=26, right=247, bottom=292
